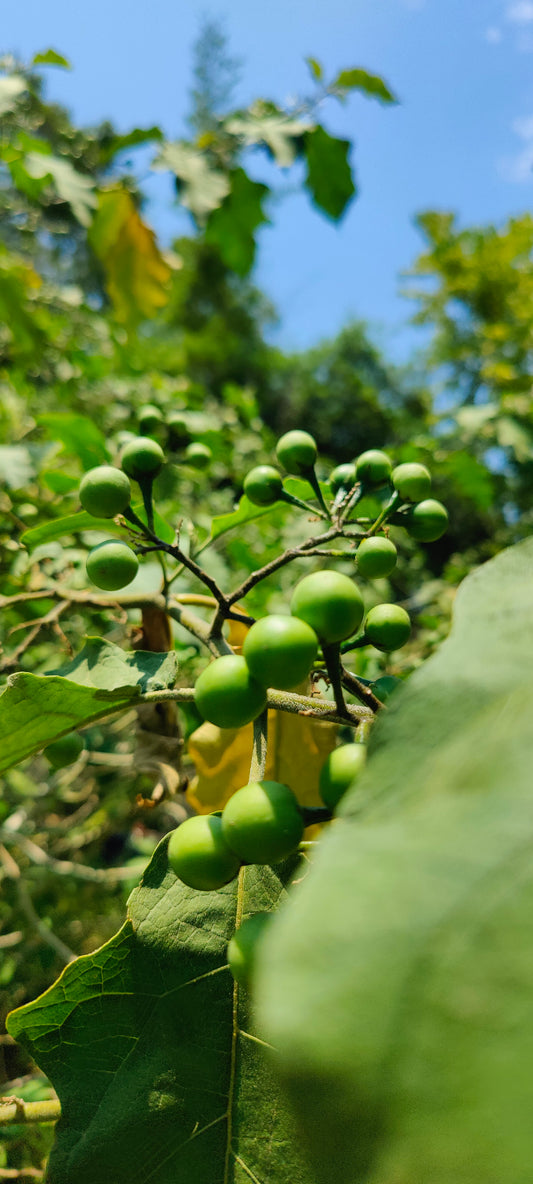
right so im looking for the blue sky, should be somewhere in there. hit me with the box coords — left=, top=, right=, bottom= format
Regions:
left=3, top=0, right=533, bottom=359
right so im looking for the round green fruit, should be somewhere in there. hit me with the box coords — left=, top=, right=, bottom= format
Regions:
left=138, top=404, right=162, bottom=436
left=392, top=462, right=431, bottom=503
left=355, top=450, right=393, bottom=487
left=221, top=780, right=304, bottom=865
left=403, top=499, right=449, bottom=542
left=120, top=436, right=165, bottom=480
left=243, top=465, right=283, bottom=507
left=243, top=614, right=318, bottom=690
left=227, top=912, right=272, bottom=988
left=275, top=430, right=317, bottom=475
left=167, top=414, right=191, bottom=449
left=329, top=463, right=357, bottom=496
left=185, top=442, right=212, bottom=469
left=194, top=656, right=267, bottom=729
left=356, top=537, right=397, bottom=579
left=318, top=743, right=367, bottom=810
left=43, top=732, right=85, bottom=769
left=79, top=466, right=131, bottom=519
left=291, top=571, right=364, bottom=644
left=167, top=814, right=241, bottom=891
left=86, top=540, right=139, bottom=591
left=364, top=604, right=411, bottom=652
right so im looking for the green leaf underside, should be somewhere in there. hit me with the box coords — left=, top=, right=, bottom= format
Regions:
left=153, top=142, right=230, bottom=220
left=211, top=477, right=330, bottom=541
left=304, top=127, right=356, bottom=220
left=0, top=641, right=178, bottom=773
left=225, top=110, right=309, bottom=168
left=8, top=846, right=313, bottom=1184
left=332, top=67, right=397, bottom=104
left=258, top=537, right=533, bottom=1184
left=22, top=503, right=173, bottom=548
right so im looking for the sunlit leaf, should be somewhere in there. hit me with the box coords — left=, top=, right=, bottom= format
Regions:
left=89, top=187, right=172, bottom=324
left=226, top=103, right=310, bottom=168
left=304, top=127, right=356, bottom=220
left=31, top=49, right=71, bottom=69
left=37, top=413, right=110, bottom=469
left=0, top=75, right=27, bottom=115
left=305, top=56, right=323, bottom=82
left=24, top=151, right=97, bottom=226
left=331, top=66, right=397, bottom=104
left=153, top=141, right=230, bottom=220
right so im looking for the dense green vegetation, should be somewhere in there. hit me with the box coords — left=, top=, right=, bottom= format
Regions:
left=1, top=28, right=532, bottom=1184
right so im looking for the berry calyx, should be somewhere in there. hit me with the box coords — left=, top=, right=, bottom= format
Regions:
left=221, top=780, right=304, bottom=864
left=227, top=912, right=272, bottom=988
left=120, top=436, right=165, bottom=480
left=167, top=814, right=241, bottom=891
left=363, top=604, right=411, bottom=652
left=318, top=743, right=367, bottom=810
left=355, top=450, right=393, bottom=487
left=356, top=537, right=397, bottom=579
left=43, top=732, right=85, bottom=769
left=243, top=466, right=283, bottom=507
left=194, top=656, right=267, bottom=729
left=243, top=615, right=319, bottom=690
left=86, top=540, right=139, bottom=591
left=403, top=499, right=449, bottom=542
left=291, top=571, right=364, bottom=643
left=392, top=462, right=431, bottom=503
left=185, top=442, right=212, bottom=469
left=79, top=466, right=131, bottom=519
left=275, top=430, right=318, bottom=475
left=329, top=463, right=357, bottom=496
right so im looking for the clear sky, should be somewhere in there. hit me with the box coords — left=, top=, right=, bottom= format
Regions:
left=3, top=0, right=533, bottom=359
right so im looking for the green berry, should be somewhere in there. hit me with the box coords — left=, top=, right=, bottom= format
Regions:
left=291, top=571, right=364, bottom=644
left=403, top=499, right=449, bottom=542
left=138, top=404, right=163, bottom=436
left=120, top=436, right=165, bottom=480
left=86, top=540, right=139, bottom=591
left=222, top=781, right=304, bottom=864
left=195, top=656, right=267, bottom=729
left=167, top=414, right=191, bottom=449
left=356, top=537, right=397, bottom=579
left=355, top=450, right=393, bottom=487
left=185, top=442, right=212, bottom=469
left=227, top=913, right=272, bottom=988
left=43, top=732, right=85, bottom=769
left=243, top=466, right=283, bottom=506
left=167, top=814, right=241, bottom=891
left=243, top=614, right=318, bottom=690
left=392, top=462, right=431, bottom=503
left=79, top=466, right=131, bottom=519
left=318, top=744, right=367, bottom=810
left=329, top=463, right=357, bottom=495
left=276, top=430, right=318, bottom=475
left=364, top=604, right=411, bottom=652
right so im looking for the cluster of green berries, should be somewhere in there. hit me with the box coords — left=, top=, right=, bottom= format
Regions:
left=244, top=434, right=448, bottom=545
left=138, top=403, right=212, bottom=469
left=194, top=569, right=411, bottom=731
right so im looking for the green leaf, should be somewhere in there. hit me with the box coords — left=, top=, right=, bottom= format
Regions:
left=226, top=104, right=310, bottom=168
left=210, top=495, right=276, bottom=541
left=37, top=412, right=110, bottom=469
left=24, top=151, right=97, bottom=226
left=496, top=415, right=533, bottom=462
left=0, top=76, right=27, bottom=116
left=205, top=169, right=269, bottom=276
left=153, top=142, right=230, bottom=221
left=8, top=850, right=314, bottom=1184
left=99, top=125, right=163, bottom=165
left=0, top=445, right=34, bottom=489
left=21, top=511, right=127, bottom=549
left=41, top=470, right=80, bottom=494
left=31, top=49, right=71, bottom=69
left=258, top=537, right=533, bottom=1184
left=0, top=640, right=178, bottom=774
left=304, top=127, right=356, bottom=220
left=443, top=451, right=495, bottom=511
left=88, top=188, right=172, bottom=325
left=305, top=56, right=323, bottom=82
left=331, top=66, right=397, bottom=104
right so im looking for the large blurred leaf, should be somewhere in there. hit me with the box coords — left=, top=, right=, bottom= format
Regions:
left=0, top=641, right=178, bottom=774
left=304, top=127, right=356, bottom=220
left=331, top=66, right=397, bottom=104
left=37, top=412, right=110, bottom=469
left=0, top=445, right=34, bottom=489
left=205, top=169, right=269, bottom=276
left=153, top=142, right=230, bottom=220
left=24, top=151, right=97, bottom=226
left=8, top=844, right=314, bottom=1184
left=89, top=188, right=172, bottom=325
left=258, top=537, right=533, bottom=1184
left=226, top=104, right=309, bottom=168
left=31, top=49, right=71, bottom=69
left=0, top=75, right=27, bottom=115
left=22, top=502, right=174, bottom=549
left=98, top=125, right=163, bottom=165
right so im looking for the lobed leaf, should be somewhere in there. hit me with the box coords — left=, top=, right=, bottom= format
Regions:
left=304, top=127, right=356, bottom=220
left=258, top=537, right=533, bottom=1184
left=89, top=188, right=172, bottom=324
left=205, top=169, right=269, bottom=276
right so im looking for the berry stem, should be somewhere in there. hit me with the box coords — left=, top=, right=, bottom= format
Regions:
left=304, top=467, right=331, bottom=519
left=321, top=642, right=352, bottom=721
left=299, top=805, right=333, bottom=825
left=249, top=708, right=268, bottom=782
left=138, top=475, right=155, bottom=534
left=339, top=667, right=383, bottom=713
left=365, top=490, right=401, bottom=537
left=279, top=489, right=328, bottom=519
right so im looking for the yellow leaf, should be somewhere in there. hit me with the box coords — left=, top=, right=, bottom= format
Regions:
left=89, top=187, right=171, bottom=325
left=186, top=708, right=338, bottom=814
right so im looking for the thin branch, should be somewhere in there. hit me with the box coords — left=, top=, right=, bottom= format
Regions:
left=0, top=1097, right=61, bottom=1127
left=340, top=668, right=384, bottom=714
left=226, top=527, right=342, bottom=609
left=0, top=830, right=140, bottom=884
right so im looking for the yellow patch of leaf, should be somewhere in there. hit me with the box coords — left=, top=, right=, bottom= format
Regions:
left=89, top=187, right=171, bottom=325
